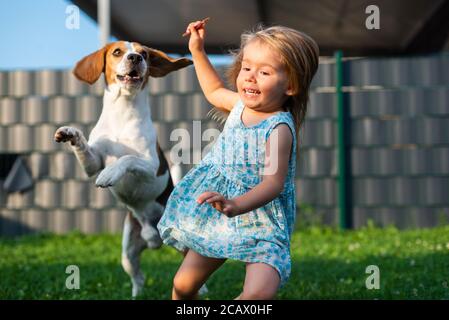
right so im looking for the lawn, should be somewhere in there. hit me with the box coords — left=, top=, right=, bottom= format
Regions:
left=1, top=225, right=448, bottom=299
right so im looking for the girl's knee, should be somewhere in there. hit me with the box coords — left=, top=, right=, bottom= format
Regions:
left=172, top=271, right=198, bottom=299
left=241, top=263, right=280, bottom=299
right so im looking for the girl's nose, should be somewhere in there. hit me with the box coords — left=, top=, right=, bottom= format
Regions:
left=245, top=73, right=256, bottom=82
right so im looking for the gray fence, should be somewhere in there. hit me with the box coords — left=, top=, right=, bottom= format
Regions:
left=1, top=53, right=449, bottom=235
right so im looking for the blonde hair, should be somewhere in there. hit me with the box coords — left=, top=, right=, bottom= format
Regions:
left=226, top=25, right=319, bottom=145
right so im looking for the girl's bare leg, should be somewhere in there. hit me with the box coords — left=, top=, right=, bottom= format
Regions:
left=235, top=262, right=280, bottom=300
left=172, top=249, right=226, bottom=300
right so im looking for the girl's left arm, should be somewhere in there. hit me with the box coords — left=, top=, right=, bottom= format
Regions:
left=197, top=124, right=293, bottom=216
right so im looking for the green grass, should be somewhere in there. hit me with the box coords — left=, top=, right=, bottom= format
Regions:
left=1, top=225, right=449, bottom=299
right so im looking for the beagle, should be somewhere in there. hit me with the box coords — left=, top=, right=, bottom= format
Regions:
left=54, top=41, right=191, bottom=297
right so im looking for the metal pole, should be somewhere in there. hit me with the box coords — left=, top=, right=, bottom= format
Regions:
left=98, top=0, right=110, bottom=47
left=335, top=50, right=350, bottom=229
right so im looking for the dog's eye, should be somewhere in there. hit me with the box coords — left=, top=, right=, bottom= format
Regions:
left=141, top=51, right=148, bottom=60
left=113, top=48, right=122, bottom=56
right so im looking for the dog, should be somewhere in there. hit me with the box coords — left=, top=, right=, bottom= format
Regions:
left=54, top=41, right=192, bottom=297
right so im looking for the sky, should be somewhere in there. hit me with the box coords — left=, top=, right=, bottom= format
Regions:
left=0, top=0, right=105, bottom=70
left=0, top=0, right=230, bottom=70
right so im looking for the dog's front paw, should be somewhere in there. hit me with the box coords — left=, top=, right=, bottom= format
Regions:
left=54, top=126, right=82, bottom=146
left=95, top=165, right=125, bottom=188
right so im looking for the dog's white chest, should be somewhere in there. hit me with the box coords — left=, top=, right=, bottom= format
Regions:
left=89, top=87, right=157, bottom=162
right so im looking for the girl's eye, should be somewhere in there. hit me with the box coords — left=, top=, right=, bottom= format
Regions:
left=260, top=71, right=270, bottom=76
left=113, top=48, right=122, bottom=56
left=242, top=67, right=250, bottom=71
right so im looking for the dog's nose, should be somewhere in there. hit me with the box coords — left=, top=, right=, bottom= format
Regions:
left=127, top=53, right=142, bottom=64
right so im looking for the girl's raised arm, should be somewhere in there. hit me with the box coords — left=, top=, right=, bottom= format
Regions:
left=185, top=20, right=239, bottom=112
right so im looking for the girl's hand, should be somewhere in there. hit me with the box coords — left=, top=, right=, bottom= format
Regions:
left=183, top=18, right=210, bottom=54
left=196, top=191, right=240, bottom=217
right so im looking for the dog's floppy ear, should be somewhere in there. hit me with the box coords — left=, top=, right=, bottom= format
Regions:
left=146, top=47, right=193, bottom=77
left=73, top=45, right=110, bottom=84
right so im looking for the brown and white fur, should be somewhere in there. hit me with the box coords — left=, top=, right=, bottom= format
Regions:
left=54, top=41, right=192, bottom=297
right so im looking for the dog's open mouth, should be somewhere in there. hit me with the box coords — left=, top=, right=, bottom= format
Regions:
left=117, top=70, right=142, bottom=84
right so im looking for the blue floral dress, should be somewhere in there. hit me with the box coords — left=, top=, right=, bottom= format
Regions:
left=157, top=100, right=297, bottom=286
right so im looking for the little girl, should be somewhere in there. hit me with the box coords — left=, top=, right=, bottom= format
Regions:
left=157, top=20, right=319, bottom=300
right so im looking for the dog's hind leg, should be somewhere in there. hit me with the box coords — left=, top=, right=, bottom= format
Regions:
left=121, top=211, right=147, bottom=298
left=139, top=202, right=164, bottom=249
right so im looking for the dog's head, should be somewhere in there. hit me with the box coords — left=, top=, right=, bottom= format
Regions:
left=73, top=41, right=192, bottom=91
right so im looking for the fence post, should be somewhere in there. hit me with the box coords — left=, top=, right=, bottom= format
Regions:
left=335, top=50, right=352, bottom=229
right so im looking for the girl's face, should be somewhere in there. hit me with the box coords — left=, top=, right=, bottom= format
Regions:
left=236, top=40, right=292, bottom=113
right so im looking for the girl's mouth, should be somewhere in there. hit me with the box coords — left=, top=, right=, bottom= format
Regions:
left=243, top=88, right=261, bottom=96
